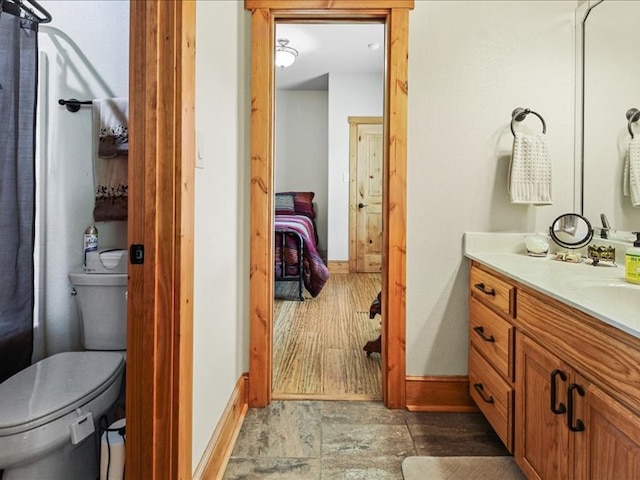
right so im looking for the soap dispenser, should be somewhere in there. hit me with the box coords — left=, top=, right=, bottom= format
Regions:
left=625, top=232, right=640, bottom=284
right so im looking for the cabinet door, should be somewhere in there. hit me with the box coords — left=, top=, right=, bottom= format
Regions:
left=516, top=335, right=571, bottom=480
left=574, top=374, right=640, bottom=479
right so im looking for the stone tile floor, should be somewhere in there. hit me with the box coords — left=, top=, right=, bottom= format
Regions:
left=223, top=401, right=510, bottom=479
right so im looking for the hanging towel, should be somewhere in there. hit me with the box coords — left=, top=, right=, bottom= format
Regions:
left=92, top=98, right=128, bottom=221
left=508, top=132, right=553, bottom=205
left=623, top=137, right=640, bottom=207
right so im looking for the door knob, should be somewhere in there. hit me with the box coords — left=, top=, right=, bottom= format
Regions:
left=358, top=203, right=367, bottom=209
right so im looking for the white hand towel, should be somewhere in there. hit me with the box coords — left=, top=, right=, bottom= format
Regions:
left=508, top=132, right=553, bottom=205
left=623, top=137, right=640, bottom=207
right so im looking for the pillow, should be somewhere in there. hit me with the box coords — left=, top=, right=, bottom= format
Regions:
left=283, top=191, right=316, bottom=218
left=274, top=193, right=295, bottom=215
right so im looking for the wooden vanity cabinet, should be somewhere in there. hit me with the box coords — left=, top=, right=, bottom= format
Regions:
left=516, top=289, right=640, bottom=480
left=469, top=262, right=640, bottom=478
left=468, top=263, right=516, bottom=452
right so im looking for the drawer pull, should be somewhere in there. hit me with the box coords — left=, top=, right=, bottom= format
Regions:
left=474, top=282, right=496, bottom=296
left=567, top=383, right=585, bottom=432
left=550, top=369, right=567, bottom=415
left=473, top=326, right=495, bottom=343
left=473, top=383, right=494, bottom=404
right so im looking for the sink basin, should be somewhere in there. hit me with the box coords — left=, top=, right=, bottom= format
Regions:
left=573, top=280, right=640, bottom=328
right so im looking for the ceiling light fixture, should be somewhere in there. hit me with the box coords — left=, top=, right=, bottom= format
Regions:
left=275, top=38, right=298, bottom=69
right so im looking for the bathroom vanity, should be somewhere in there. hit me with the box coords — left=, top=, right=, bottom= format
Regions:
left=465, top=233, right=640, bottom=480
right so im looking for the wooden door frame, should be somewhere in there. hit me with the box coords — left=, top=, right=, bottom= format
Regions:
left=127, top=1, right=195, bottom=479
left=246, top=0, right=413, bottom=409
left=348, top=116, right=383, bottom=273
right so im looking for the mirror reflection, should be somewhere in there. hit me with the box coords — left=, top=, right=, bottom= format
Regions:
left=581, top=0, right=640, bottom=236
left=549, top=213, right=593, bottom=249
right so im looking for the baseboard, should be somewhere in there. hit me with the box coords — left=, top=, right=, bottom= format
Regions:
left=405, top=375, right=479, bottom=412
left=193, top=373, right=249, bottom=480
left=327, top=261, right=349, bottom=273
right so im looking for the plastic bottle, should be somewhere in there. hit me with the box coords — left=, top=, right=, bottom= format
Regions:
left=84, top=225, right=99, bottom=268
left=625, top=232, right=640, bottom=285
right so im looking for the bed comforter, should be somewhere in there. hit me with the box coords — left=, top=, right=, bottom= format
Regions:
left=275, top=214, right=329, bottom=297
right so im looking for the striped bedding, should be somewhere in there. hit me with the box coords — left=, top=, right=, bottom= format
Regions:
left=275, top=214, right=329, bottom=297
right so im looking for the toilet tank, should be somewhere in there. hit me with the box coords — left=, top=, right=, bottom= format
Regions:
left=68, top=272, right=127, bottom=351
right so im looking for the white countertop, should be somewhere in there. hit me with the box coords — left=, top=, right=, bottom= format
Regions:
left=464, top=232, right=640, bottom=339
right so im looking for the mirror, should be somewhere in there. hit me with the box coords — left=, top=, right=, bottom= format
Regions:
left=549, top=213, right=594, bottom=249
left=581, top=0, right=640, bottom=236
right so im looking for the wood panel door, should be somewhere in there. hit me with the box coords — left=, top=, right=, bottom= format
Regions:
left=516, top=335, right=572, bottom=480
left=574, top=374, right=640, bottom=479
left=350, top=118, right=383, bottom=273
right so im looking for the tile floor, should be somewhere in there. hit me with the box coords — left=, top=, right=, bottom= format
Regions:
left=223, top=400, right=510, bottom=479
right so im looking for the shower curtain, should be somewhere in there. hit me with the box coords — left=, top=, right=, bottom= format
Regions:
left=0, top=6, right=38, bottom=383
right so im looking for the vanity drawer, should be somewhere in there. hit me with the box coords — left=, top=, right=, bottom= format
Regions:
left=468, top=345, right=514, bottom=452
left=470, top=266, right=515, bottom=318
left=469, top=297, right=514, bottom=382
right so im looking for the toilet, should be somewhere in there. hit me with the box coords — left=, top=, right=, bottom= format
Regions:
left=0, top=272, right=127, bottom=480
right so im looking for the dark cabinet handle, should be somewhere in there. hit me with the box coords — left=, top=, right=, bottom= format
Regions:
left=567, top=383, right=585, bottom=432
left=474, top=282, right=496, bottom=296
left=358, top=203, right=368, bottom=209
left=473, top=326, right=495, bottom=343
left=473, top=383, right=494, bottom=404
left=550, top=369, right=567, bottom=415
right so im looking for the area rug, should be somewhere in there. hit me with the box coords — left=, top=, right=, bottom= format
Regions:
left=402, top=456, right=526, bottom=480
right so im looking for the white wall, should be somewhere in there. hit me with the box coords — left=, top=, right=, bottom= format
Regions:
left=275, top=90, right=329, bottom=252
left=193, top=1, right=250, bottom=472
left=406, top=1, right=577, bottom=375
left=327, top=73, right=383, bottom=260
left=38, top=0, right=129, bottom=358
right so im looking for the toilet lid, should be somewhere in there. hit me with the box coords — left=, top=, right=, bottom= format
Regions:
left=0, top=351, right=124, bottom=436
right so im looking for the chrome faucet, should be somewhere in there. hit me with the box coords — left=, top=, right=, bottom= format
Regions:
left=600, top=213, right=611, bottom=239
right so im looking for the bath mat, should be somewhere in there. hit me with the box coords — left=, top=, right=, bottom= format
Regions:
left=402, top=456, right=525, bottom=480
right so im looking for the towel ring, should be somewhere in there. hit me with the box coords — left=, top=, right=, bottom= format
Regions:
left=510, top=108, right=546, bottom=136
left=627, top=108, right=640, bottom=139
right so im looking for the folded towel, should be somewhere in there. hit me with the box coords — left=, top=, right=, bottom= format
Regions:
left=97, top=97, right=128, bottom=157
left=508, top=132, right=553, bottom=205
left=623, top=137, right=640, bottom=207
left=92, top=98, right=128, bottom=221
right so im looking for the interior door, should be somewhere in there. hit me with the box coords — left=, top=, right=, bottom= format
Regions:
left=350, top=117, right=383, bottom=273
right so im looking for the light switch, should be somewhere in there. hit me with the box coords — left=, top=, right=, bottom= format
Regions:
left=196, top=131, right=205, bottom=169
left=343, top=172, right=349, bottom=183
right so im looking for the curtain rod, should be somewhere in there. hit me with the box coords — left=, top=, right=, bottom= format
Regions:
left=2, top=0, right=52, bottom=24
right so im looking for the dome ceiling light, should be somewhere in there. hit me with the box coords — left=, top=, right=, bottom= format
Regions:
left=275, top=38, right=298, bottom=69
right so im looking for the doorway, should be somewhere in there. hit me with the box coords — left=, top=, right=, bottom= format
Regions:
left=246, top=0, right=412, bottom=409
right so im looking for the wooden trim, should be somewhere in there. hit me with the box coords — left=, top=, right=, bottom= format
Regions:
left=382, top=7, right=409, bottom=409
left=194, top=375, right=249, bottom=480
left=245, top=0, right=412, bottom=411
left=248, top=7, right=275, bottom=408
left=405, top=376, right=479, bottom=412
left=127, top=2, right=195, bottom=479
left=327, top=261, right=350, bottom=274
left=349, top=116, right=384, bottom=125
left=246, top=0, right=415, bottom=9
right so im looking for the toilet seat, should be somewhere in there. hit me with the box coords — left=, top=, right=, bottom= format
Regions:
left=0, top=352, right=124, bottom=437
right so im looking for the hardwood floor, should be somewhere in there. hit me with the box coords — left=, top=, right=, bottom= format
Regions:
left=272, top=273, right=382, bottom=398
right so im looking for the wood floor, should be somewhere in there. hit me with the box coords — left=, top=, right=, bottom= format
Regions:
left=272, top=272, right=382, bottom=399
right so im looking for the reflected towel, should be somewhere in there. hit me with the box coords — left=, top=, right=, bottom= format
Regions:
left=623, top=137, right=640, bottom=207
left=92, top=98, right=128, bottom=221
left=508, top=132, right=553, bottom=205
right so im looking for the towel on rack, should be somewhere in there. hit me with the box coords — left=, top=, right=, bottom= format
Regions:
left=508, top=132, right=553, bottom=205
left=623, top=137, right=640, bottom=207
left=92, top=98, right=128, bottom=221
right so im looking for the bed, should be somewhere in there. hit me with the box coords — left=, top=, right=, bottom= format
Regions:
left=275, top=192, right=329, bottom=300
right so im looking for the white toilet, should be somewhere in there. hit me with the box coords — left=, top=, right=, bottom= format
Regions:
left=0, top=272, right=127, bottom=480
